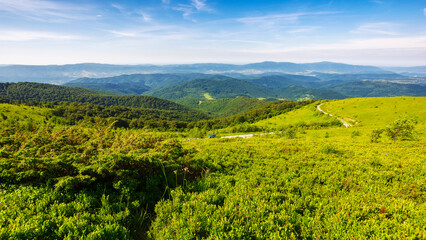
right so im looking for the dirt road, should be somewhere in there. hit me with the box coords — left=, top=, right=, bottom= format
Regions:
left=317, top=103, right=352, bottom=128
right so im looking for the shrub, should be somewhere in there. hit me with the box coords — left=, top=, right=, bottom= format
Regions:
left=351, top=130, right=361, bottom=138
left=384, top=116, right=418, bottom=141
left=370, top=129, right=384, bottom=143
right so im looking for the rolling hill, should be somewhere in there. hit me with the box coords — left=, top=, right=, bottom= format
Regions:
left=144, top=77, right=276, bottom=101
left=275, top=85, right=347, bottom=100
left=64, top=73, right=227, bottom=94
left=0, top=82, right=191, bottom=110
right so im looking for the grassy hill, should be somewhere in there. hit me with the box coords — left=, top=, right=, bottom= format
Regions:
left=1, top=97, right=424, bottom=239
left=0, top=82, right=190, bottom=110
left=320, top=97, right=426, bottom=128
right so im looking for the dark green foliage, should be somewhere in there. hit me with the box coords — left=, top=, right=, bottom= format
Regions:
left=351, top=130, right=361, bottom=138
left=145, top=77, right=276, bottom=100
left=370, top=129, right=384, bottom=142
left=50, top=102, right=210, bottom=130
left=0, top=122, right=201, bottom=238
left=0, top=82, right=189, bottom=110
left=64, top=82, right=151, bottom=95
left=64, top=73, right=227, bottom=95
left=275, top=84, right=347, bottom=100
left=179, top=96, right=276, bottom=117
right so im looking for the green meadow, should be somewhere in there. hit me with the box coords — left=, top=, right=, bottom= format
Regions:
left=0, top=97, right=425, bottom=239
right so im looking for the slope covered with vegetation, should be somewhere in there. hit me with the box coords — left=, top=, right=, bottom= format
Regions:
left=0, top=82, right=190, bottom=110
left=144, top=77, right=276, bottom=100
left=64, top=73, right=226, bottom=94
left=0, top=97, right=424, bottom=239
left=177, top=96, right=277, bottom=118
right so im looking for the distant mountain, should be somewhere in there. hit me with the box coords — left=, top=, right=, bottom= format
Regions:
left=321, top=81, right=426, bottom=97
left=247, top=75, right=321, bottom=89
left=0, top=61, right=391, bottom=84
left=383, top=66, right=426, bottom=74
left=64, top=73, right=228, bottom=94
left=0, top=82, right=190, bottom=110
left=313, top=73, right=412, bottom=81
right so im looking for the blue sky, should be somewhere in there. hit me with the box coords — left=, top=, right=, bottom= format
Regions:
left=0, top=0, right=425, bottom=66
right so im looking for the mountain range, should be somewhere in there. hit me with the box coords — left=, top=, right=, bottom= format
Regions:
left=0, top=61, right=404, bottom=84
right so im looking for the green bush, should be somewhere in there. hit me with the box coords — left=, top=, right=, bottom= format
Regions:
left=384, top=116, right=418, bottom=141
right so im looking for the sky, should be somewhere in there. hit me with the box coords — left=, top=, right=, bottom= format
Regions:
left=0, top=0, right=425, bottom=66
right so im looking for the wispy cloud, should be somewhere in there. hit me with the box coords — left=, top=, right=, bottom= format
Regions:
left=0, top=30, right=83, bottom=41
left=191, top=0, right=210, bottom=11
left=237, top=11, right=339, bottom=27
left=370, top=0, right=384, bottom=4
left=351, top=22, right=400, bottom=35
left=111, top=3, right=153, bottom=22
left=173, top=0, right=212, bottom=20
left=424, top=8, right=426, bottom=15
left=287, top=26, right=320, bottom=34
left=0, top=0, right=94, bottom=21
left=106, top=25, right=196, bottom=41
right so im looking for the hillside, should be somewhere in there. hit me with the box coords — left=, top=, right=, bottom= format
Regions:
left=0, top=82, right=190, bottom=110
left=0, top=97, right=424, bottom=239
left=322, top=81, right=426, bottom=97
left=179, top=97, right=277, bottom=117
left=144, top=78, right=276, bottom=100
left=276, top=85, right=347, bottom=100
left=320, top=97, right=426, bottom=128
left=64, top=73, right=226, bottom=94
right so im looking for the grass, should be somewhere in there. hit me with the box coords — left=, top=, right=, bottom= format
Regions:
left=203, top=93, right=215, bottom=100
left=0, top=103, right=50, bottom=123
left=320, top=97, right=426, bottom=128
left=1, top=97, right=425, bottom=239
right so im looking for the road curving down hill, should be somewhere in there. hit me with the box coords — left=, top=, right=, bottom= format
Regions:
left=317, top=103, right=352, bottom=127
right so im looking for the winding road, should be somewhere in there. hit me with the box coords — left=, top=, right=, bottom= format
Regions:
left=317, top=103, right=352, bottom=128
left=185, top=103, right=352, bottom=141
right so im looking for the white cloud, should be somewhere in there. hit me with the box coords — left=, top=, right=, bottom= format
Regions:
left=191, top=0, right=209, bottom=11
left=237, top=11, right=339, bottom=27
left=0, top=30, right=83, bottom=41
left=173, top=4, right=194, bottom=19
left=424, top=8, right=426, bottom=15
left=137, top=11, right=153, bottom=22
left=106, top=24, right=196, bottom=41
left=351, top=22, right=400, bottom=35
left=0, top=0, right=94, bottom=21
left=173, top=0, right=212, bottom=20
left=161, top=0, right=170, bottom=4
